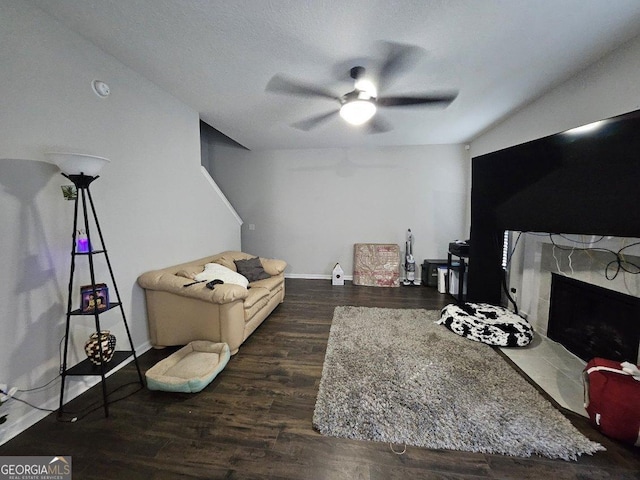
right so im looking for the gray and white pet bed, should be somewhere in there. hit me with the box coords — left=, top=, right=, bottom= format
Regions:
left=438, top=302, right=533, bottom=347
left=146, top=341, right=230, bottom=393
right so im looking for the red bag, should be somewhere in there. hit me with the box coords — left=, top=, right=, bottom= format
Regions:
left=583, top=357, right=640, bottom=446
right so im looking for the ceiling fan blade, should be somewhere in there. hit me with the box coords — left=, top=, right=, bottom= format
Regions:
left=291, top=110, right=339, bottom=131
left=377, top=41, right=425, bottom=92
left=377, top=92, right=458, bottom=107
left=266, top=74, right=337, bottom=100
left=365, top=115, right=393, bottom=134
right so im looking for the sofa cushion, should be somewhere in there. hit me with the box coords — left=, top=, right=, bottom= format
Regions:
left=244, top=289, right=271, bottom=322
left=212, top=251, right=255, bottom=271
left=138, top=271, right=249, bottom=304
left=243, top=286, right=270, bottom=309
left=213, top=256, right=236, bottom=271
left=234, top=257, right=271, bottom=282
left=210, top=284, right=250, bottom=304
left=194, top=263, right=249, bottom=288
left=261, top=258, right=287, bottom=276
left=245, top=298, right=270, bottom=322
left=250, top=275, right=283, bottom=292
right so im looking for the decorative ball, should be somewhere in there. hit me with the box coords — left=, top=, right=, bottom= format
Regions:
left=84, top=330, right=116, bottom=365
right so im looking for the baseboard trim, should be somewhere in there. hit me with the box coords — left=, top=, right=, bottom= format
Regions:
left=285, top=273, right=354, bottom=281
left=284, top=274, right=421, bottom=286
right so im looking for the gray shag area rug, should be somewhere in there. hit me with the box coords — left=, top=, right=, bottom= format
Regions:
left=313, top=306, right=604, bottom=460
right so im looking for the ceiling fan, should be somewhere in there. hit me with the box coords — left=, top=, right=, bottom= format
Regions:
left=266, top=42, right=458, bottom=133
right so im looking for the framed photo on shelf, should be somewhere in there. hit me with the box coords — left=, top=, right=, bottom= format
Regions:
left=80, top=283, right=109, bottom=313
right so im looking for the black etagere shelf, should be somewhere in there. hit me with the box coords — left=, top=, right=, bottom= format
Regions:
left=58, top=172, right=144, bottom=418
left=69, top=302, right=121, bottom=316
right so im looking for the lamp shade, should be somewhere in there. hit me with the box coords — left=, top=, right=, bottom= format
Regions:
left=46, top=152, right=110, bottom=177
left=339, top=100, right=377, bottom=126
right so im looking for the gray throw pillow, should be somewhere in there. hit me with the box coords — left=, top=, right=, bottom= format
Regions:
left=234, top=257, right=271, bottom=282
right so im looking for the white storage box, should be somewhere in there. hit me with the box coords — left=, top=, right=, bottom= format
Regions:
left=437, top=266, right=448, bottom=293
left=448, top=268, right=468, bottom=295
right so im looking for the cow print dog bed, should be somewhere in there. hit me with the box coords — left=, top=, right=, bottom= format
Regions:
left=437, top=302, right=533, bottom=347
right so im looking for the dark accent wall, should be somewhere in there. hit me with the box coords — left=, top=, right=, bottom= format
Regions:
left=468, top=109, right=640, bottom=304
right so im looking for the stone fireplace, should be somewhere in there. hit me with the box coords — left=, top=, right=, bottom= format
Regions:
left=508, top=233, right=640, bottom=364
left=548, top=273, right=640, bottom=363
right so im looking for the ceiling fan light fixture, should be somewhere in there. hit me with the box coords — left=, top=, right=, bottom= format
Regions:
left=354, top=78, right=377, bottom=97
left=340, top=100, right=376, bottom=126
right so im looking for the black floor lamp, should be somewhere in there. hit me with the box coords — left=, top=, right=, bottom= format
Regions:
left=47, top=152, right=144, bottom=418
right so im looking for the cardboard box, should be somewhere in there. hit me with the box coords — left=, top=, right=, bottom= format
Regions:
left=353, top=243, right=400, bottom=287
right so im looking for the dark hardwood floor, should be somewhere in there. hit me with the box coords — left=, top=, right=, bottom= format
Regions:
left=2, top=279, right=639, bottom=479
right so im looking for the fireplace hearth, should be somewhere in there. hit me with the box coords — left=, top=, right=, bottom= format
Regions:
left=548, top=273, right=640, bottom=363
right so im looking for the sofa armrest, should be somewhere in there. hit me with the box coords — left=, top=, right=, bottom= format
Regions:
left=210, top=284, right=249, bottom=303
left=261, top=258, right=287, bottom=276
left=137, top=271, right=249, bottom=304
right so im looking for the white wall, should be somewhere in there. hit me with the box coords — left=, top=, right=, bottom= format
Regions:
left=213, top=145, right=470, bottom=278
left=0, top=1, right=241, bottom=444
left=470, top=33, right=640, bottom=325
left=471, top=34, right=640, bottom=156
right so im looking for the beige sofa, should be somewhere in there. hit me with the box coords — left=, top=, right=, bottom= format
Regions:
left=137, top=251, right=286, bottom=354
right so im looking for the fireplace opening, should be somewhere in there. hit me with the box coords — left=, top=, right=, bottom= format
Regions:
left=548, top=273, right=640, bottom=363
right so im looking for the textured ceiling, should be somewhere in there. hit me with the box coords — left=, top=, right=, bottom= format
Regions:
left=31, top=0, right=640, bottom=150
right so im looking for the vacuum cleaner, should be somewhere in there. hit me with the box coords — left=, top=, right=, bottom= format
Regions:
left=403, top=228, right=416, bottom=286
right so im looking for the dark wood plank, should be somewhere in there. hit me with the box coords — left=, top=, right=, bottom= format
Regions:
left=1, top=279, right=638, bottom=480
